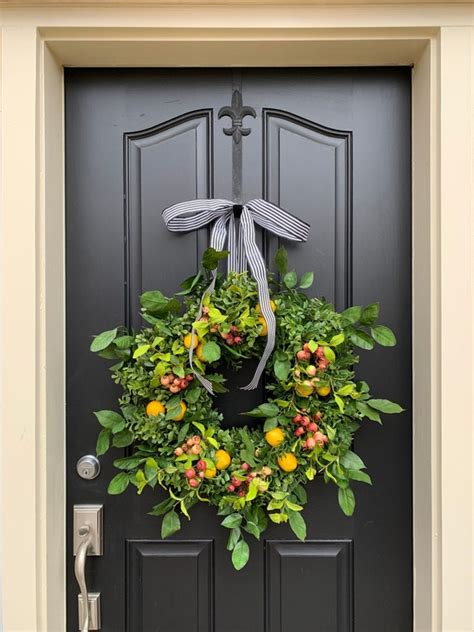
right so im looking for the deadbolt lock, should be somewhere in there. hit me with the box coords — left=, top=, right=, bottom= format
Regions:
left=76, top=455, right=101, bottom=480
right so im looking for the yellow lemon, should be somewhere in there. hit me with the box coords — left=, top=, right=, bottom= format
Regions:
left=196, top=343, right=206, bottom=362
left=258, top=316, right=268, bottom=337
left=278, top=453, right=298, bottom=473
left=172, top=401, right=187, bottom=421
left=265, top=427, right=285, bottom=447
left=316, top=385, right=331, bottom=397
left=146, top=400, right=165, bottom=417
left=204, top=466, right=217, bottom=479
left=295, top=381, right=314, bottom=397
left=215, top=449, right=231, bottom=470
left=183, top=333, right=199, bottom=350
left=256, top=300, right=276, bottom=314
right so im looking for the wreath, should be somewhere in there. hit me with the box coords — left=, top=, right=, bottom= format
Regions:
left=91, top=244, right=402, bottom=571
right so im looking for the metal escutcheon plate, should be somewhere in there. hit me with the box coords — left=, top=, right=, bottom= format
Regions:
left=76, top=455, right=101, bottom=480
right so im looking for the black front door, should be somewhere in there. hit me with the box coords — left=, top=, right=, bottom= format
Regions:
left=66, top=68, right=412, bottom=632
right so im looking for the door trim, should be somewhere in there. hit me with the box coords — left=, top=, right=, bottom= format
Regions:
left=1, top=8, right=472, bottom=632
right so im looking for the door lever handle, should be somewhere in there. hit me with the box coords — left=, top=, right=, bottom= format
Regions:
left=75, top=526, right=92, bottom=631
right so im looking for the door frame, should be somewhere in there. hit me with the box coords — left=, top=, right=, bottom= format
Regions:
left=1, top=6, right=472, bottom=632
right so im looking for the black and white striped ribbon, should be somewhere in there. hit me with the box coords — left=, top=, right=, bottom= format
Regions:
left=162, top=198, right=310, bottom=393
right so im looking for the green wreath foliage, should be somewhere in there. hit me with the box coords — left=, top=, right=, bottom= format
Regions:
left=91, top=247, right=402, bottom=570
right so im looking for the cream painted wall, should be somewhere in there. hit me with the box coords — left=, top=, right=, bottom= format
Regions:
left=0, top=4, right=473, bottom=632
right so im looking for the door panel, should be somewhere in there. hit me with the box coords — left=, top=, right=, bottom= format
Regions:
left=66, top=68, right=412, bottom=632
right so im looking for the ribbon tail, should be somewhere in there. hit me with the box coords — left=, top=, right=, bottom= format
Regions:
left=240, top=207, right=276, bottom=390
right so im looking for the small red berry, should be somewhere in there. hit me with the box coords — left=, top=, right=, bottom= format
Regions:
left=241, top=462, right=250, bottom=471
left=314, top=411, right=322, bottom=420
left=189, top=478, right=200, bottom=488
left=160, top=375, right=170, bottom=386
left=238, top=490, right=245, bottom=497
left=301, top=416, right=310, bottom=427
left=198, top=471, right=205, bottom=479
left=308, top=422, right=318, bottom=433
left=307, top=365, right=317, bottom=377
left=295, top=427, right=305, bottom=437
left=196, top=459, right=206, bottom=472
left=185, top=468, right=195, bottom=479
left=306, top=437, right=316, bottom=450
left=234, top=336, right=242, bottom=344
left=296, top=350, right=307, bottom=361
left=186, top=374, right=193, bottom=382
left=227, top=336, right=234, bottom=345
left=227, top=484, right=235, bottom=492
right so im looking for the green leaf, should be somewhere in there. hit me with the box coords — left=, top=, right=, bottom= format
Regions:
left=338, top=487, right=356, bottom=516
left=244, top=521, right=261, bottom=540
left=263, top=417, right=278, bottom=432
left=149, top=497, right=175, bottom=516
left=133, top=344, right=150, bottom=359
left=221, top=513, right=243, bottom=529
left=113, top=456, right=146, bottom=470
left=112, top=429, right=134, bottom=448
left=337, top=384, right=354, bottom=397
left=227, top=527, right=241, bottom=551
left=201, top=341, right=221, bottom=362
left=334, top=394, right=345, bottom=413
left=161, top=510, right=181, bottom=539
left=350, top=330, right=375, bottom=350
left=144, top=457, right=158, bottom=481
left=114, top=335, right=134, bottom=350
left=368, top=399, right=404, bottom=414
left=202, top=247, right=229, bottom=270
left=243, top=403, right=279, bottom=418
left=140, top=290, right=179, bottom=315
left=283, top=270, right=297, bottom=289
left=94, top=410, right=125, bottom=432
left=360, top=303, right=379, bottom=326
left=356, top=401, right=382, bottom=423
left=341, top=450, right=366, bottom=471
left=274, top=358, right=291, bottom=381
left=348, top=470, right=372, bottom=485
left=96, top=428, right=110, bottom=456
left=245, top=480, right=259, bottom=502
left=307, top=340, right=318, bottom=353
left=323, top=346, right=336, bottom=363
left=329, top=333, right=345, bottom=346
left=371, top=325, right=397, bottom=347
left=177, top=271, right=202, bottom=296
left=341, top=306, right=362, bottom=324
left=293, top=485, right=308, bottom=505
left=108, top=472, right=130, bottom=495
left=232, top=539, right=250, bottom=571
left=90, top=328, right=118, bottom=352
left=288, top=511, right=307, bottom=541
left=275, top=246, right=288, bottom=275
left=305, top=466, right=315, bottom=481
left=259, top=403, right=280, bottom=417
left=299, top=271, right=314, bottom=289
left=269, top=513, right=283, bottom=523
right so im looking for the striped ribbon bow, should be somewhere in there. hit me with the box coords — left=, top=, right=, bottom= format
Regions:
left=162, top=198, right=310, bottom=393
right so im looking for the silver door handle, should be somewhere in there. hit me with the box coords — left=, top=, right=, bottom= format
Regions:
left=74, top=505, right=102, bottom=630
left=75, top=526, right=92, bottom=631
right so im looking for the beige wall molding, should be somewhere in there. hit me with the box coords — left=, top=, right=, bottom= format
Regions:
left=0, top=5, right=473, bottom=632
